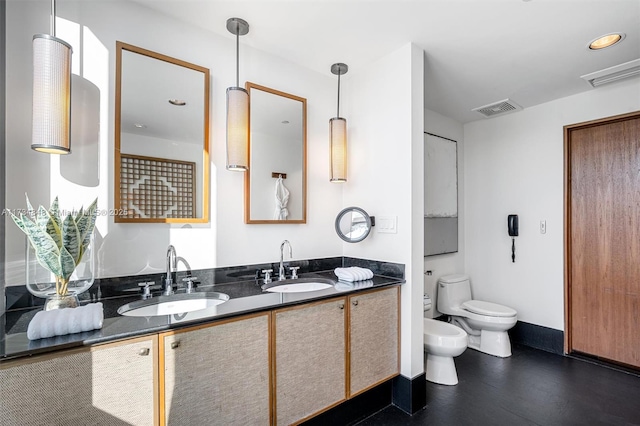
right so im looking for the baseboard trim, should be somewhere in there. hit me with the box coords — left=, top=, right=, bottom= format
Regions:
left=301, top=379, right=393, bottom=425
left=392, top=373, right=427, bottom=415
left=509, top=320, right=564, bottom=355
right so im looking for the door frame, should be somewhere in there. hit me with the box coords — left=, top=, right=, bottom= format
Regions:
left=563, top=110, right=640, bottom=354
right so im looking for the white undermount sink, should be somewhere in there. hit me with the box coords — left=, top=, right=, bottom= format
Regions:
left=262, top=278, right=334, bottom=293
left=117, top=292, right=229, bottom=317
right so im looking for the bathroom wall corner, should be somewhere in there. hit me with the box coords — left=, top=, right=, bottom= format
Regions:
left=1, top=0, right=7, bottom=315
left=392, top=373, right=427, bottom=415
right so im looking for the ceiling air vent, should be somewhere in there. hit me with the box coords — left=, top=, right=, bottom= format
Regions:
left=580, top=58, right=640, bottom=88
left=472, top=99, right=522, bottom=118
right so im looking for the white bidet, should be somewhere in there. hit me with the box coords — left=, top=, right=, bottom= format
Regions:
left=423, top=318, right=468, bottom=385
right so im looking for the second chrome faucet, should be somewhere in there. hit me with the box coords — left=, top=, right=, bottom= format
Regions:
left=279, top=240, right=292, bottom=281
left=260, top=240, right=298, bottom=285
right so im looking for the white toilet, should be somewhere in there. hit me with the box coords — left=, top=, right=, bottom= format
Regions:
left=423, top=295, right=468, bottom=385
left=437, top=274, right=517, bottom=358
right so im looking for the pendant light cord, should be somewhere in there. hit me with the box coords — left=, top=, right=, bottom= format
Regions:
left=336, top=71, right=341, bottom=118
left=50, top=0, right=56, bottom=36
left=235, top=27, right=240, bottom=88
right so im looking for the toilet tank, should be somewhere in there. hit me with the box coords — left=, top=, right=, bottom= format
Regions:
left=437, top=274, right=472, bottom=315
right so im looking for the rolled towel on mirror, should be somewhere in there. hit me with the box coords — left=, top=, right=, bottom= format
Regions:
left=27, top=302, right=104, bottom=340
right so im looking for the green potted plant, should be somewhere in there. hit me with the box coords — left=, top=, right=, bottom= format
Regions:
left=10, top=195, right=98, bottom=310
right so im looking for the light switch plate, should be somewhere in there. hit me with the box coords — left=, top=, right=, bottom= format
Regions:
left=377, top=216, right=397, bottom=234
left=540, top=220, right=546, bottom=234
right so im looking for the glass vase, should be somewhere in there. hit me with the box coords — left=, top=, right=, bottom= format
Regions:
left=44, top=293, right=80, bottom=310
left=25, top=232, right=95, bottom=307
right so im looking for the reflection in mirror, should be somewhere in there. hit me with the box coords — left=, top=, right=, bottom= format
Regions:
left=335, top=207, right=373, bottom=243
left=115, top=41, right=210, bottom=223
left=245, top=82, right=306, bottom=224
left=424, top=133, right=457, bottom=255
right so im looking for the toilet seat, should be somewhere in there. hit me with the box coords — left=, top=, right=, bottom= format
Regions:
left=462, top=300, right=517, bottom=317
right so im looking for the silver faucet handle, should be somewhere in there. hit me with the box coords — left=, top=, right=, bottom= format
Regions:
left=289, top=267, right=300, bottom=279
left=261, top=269, right=273, bottom=284
left=138, top=282, right=154, bottom=299
left=182, top=277, right=197, bottom=293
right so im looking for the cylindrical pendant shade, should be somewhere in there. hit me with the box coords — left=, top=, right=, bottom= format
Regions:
left=226, top=86, right=249, bottom=171
left=32, top=34, right=72, bottom=154
left=330, top=117, right=347, bottom=182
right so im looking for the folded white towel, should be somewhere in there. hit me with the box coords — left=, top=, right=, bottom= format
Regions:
left=27, top=303, right=104, bottom=340
left=352, top=279, right=374, bottom=289
left=334, top=267, right=374, bottom=282
left=334, top=279, right=374, bottom=291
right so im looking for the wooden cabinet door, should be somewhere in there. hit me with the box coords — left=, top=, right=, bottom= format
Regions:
left=0, top=335, right=158, bottom=426
left=349, top=286, right=399, bottom=397
left=160, top=313, right=270, bottom=425
left=273, top=298, right=347, bottom=425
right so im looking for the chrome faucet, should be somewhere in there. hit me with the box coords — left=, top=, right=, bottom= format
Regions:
left=279, top=240, right=292, bottom=281
left=176, top=256, right=195, bottom=292
left=165, top=245, right=177, bottom=295
left=165, top=245, right=194, bottom=295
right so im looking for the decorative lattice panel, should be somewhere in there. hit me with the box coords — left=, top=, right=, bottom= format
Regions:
left=120, top=154, right=196, bottom=219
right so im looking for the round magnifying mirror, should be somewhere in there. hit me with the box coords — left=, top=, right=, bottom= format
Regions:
left=335, top=207, right=373, bottom=243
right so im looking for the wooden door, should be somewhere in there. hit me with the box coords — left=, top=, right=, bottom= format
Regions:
left=349, top=286, right=400, bottom=397
left=0, top=335, right=158, bottom=426
left=565, top=111, right=640, bottom=368
left=159, top=313, right=271, bottom=426
left=273, top=298, right=347, bottom=425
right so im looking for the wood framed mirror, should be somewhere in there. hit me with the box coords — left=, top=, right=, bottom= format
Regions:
left=115, top=41, right=210, bottom=223
left=245, top=82, right=307, bottom=224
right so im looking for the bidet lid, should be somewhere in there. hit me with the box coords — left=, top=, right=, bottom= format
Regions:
left=462, top=300, right=516, bottom=317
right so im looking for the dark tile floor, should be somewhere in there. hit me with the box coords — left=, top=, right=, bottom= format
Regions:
left=358, top=344, right=640, bottom=426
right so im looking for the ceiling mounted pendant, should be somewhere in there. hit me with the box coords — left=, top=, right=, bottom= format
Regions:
left=225, top=17, right=250, bottom=172
left=330, top=63, right=348, bottom=183
left=31, top=0, right=73, bottom=154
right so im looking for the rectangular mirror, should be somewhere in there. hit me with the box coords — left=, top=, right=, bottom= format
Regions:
left=424, top=132, right=458, bottom=256
left=115, top=41, right=210, bottom=223
left=245, top=82, right=307, bottom=224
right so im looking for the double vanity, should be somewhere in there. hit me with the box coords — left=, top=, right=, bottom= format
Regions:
left=0, top=257, right=403, bottom=425
left=1, top=32, right=401, bottom=424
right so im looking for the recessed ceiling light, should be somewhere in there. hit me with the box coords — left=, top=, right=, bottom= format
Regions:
left=281, top=120, right=290, bottom=124
left=168, top=99, right=187, bottom=106
left=588, top=33, right=625, bottom=50
left=134, top=123, right=147, bottom=128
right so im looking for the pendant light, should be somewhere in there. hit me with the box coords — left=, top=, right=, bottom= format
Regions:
left=31, top=0, right=72, bottom=154
left=330, top=63, right=348, bottom=183
left=226, top=17, right=250, bottom=171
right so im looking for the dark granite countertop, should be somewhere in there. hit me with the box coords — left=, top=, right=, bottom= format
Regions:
left=0, top=269, right=404, bottom=362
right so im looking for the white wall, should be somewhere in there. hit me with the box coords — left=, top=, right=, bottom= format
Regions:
left=5, top=0, right=342, bottom=283
left=464, top=78, right=640, bottom=330
left=423, top=109, right=464, bottom=318
left=343, top=43, right=425, bottom=379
